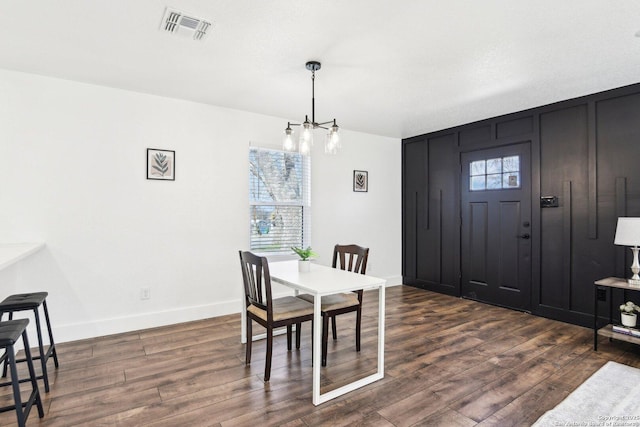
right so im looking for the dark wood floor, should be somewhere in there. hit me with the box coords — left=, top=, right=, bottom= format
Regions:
left=1, top=285, right=639, bottom=426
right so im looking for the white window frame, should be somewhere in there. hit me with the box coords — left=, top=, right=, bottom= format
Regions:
left=248, top=147, right=311, bottom=257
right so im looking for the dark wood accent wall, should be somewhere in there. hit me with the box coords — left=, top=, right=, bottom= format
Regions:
left=402, top=83, right=640, bottom=327
left=403, top=133, right=459, bottom=295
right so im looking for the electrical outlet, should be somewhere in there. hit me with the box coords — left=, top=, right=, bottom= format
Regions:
left=140, top=288, right=151, bottom=300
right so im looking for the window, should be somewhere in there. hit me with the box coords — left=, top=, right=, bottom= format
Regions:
left=470, top=155, right=520, bottom=191
left=249, top=147, right=310, bottom=254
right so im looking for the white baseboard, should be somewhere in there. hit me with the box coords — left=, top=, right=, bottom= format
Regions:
left=54, top=300, right=240, bottom=344
left=52, top=274, right=403, bottom=344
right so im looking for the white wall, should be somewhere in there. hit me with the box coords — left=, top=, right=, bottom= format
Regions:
left=0, top=69, right=401, bottom=343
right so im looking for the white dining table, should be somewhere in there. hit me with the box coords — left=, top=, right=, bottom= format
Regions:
left=267, top=260, right=386, bottom=406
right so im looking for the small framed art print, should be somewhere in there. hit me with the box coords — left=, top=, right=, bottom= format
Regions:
left=353, top=170, right=368, bottom=192
left=147, top=149, right=175, bottom=181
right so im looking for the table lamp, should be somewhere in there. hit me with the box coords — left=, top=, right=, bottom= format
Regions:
left=614, top=217, right=640, bottom=286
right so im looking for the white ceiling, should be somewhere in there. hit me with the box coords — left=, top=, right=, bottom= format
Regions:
left=2, top=0, right=640, bottom=139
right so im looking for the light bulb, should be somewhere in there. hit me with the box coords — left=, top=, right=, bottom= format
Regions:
left=299, top=138, right=311, bottom=156
left=283, top=125, right=295, bottom=151
left=324, top=120, right=340, bottom=154
left=299, top=117, right=313, bottom=155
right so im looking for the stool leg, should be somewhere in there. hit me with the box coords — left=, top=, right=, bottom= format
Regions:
left=42, top=300, right=59, bottom=368
left=21, top=331, right=44, bottom=419
left=7, top=344, right=26, bottom=427
left=0, top=312, right=4, bottom=380
left=1, top=312, right=12, bottom=379
left=32, top=308, right=50, bottom=392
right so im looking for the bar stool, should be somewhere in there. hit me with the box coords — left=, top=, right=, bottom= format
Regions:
left=0, top=292, right=59, bottom=392
left=0, top=319, right=44, bottom=426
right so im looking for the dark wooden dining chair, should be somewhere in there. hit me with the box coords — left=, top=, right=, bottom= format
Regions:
left=239, top=250, right=314, bottom=381
left=297, top=244, right=369, bottom=366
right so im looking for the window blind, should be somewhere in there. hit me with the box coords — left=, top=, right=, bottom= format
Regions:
left=249, top=147, right=311, bottom=254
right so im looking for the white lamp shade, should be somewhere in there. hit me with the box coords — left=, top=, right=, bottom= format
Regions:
left=614, top=218, right=640, bottom=246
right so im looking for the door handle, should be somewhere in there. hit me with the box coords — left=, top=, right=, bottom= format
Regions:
left=519, top=233, right=530, bottom=239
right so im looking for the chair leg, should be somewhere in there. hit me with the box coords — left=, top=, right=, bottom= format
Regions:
left=265, top=326, right=273, bottom=382
left=331, top=316, right=338, bottom=340
left=355, top=307, right=362, bottom=352
left=245, top=319, right=252, bottom=364
left=295, top=323, right=301, bottom=349
left=322, top=315, right=329, bottom=367
left=286, top=325, right=292, bottom=351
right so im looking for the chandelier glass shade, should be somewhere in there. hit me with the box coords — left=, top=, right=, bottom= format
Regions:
left=283, top=61, right=340, bottom=155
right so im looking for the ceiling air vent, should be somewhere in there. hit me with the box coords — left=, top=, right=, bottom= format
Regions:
left=160, top=7, right=212, bottom=41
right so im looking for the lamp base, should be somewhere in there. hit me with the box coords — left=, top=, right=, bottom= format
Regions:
left=629, top=246, right=640, bottom=287
left=628, top=278, right=640, bottom=287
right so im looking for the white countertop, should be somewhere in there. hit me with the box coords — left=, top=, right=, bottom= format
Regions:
left=0, top=242, right=45, bottom=271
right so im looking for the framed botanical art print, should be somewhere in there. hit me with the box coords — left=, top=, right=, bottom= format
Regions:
left=353, top=170, right=368, bottom=192
left=147, top=149, right=175, bottom=181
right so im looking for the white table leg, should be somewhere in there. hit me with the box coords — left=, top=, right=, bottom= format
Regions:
left=312, top=293, right=322, bottom=405
left=378, top=284, right=385, bottom=377
left=312, top=284, right=386, bottom=405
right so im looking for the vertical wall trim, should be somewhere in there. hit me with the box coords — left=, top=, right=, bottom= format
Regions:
left=531, top=115, right=542, bottom=310
left=454, top=132, right=461, bottom=292
left=438, top=189, right=443, bottom=284
left=563, top=181, right=572, bottom=310
left=588, top=101, right=598, bottom=239
left=425, top=141, right=430, bottom=230
left=615, top=177, right=627, bottom=218
left=414, top=191, right=419, bottom=278
left=615, top=177, right=627, bottom=277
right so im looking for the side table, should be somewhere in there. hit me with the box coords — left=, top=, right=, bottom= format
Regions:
left=594, top=277, right=640, bottom=351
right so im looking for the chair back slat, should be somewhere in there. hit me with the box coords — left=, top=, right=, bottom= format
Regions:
left=239, top=251, right=273, bottom=315
left=332, top=244, right=369, bottom=275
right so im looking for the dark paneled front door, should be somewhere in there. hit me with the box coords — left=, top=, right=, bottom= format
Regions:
left=461, top=142, right=532, bottom=311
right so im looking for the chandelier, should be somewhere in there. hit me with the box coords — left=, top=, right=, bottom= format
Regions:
left=283, top=61, right=340, bottom=155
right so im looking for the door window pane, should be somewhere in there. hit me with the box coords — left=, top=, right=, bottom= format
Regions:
left=470, top=160, right=485, bottom=176
left=486, top=174, right=502, bottom=189
left=504, top=172, right=520, bottom=188
left=503, top=156, right=519, bottom=172
left=486, top=158, right=502, bottom=174
left=470, top=176, right=486, bottom=191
